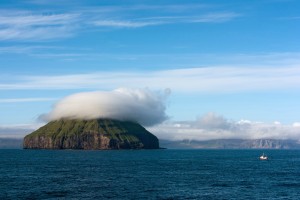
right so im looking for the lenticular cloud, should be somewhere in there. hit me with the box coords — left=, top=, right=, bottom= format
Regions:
left=41, top=88, right=170, bottom=126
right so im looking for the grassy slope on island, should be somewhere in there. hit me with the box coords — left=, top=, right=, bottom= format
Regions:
left=24, top=119, right=159, bottom=149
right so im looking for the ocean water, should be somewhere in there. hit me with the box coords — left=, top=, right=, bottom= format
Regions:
left=1, top=149, right=300, bottom=199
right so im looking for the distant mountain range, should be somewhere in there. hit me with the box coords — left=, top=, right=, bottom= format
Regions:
left=160, top=139, right=300, bottom=149
left=1, top=138, right=300, bottom=149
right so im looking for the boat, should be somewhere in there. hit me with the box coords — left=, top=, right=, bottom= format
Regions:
left=260, top=153, right=268, bottom=160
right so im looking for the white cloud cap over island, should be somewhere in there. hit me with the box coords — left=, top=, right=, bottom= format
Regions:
left=40, top=88, right=170, bottom=126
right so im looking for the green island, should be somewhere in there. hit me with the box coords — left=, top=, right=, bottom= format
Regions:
left=23, top=119, right=159, bottom=150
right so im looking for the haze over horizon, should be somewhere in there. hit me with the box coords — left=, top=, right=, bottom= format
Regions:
left=1, top=0, right=300, bottom=141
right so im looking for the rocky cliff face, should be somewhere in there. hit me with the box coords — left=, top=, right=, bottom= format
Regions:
left=243, top=139, right=300, bottom=149
left=23, top=119, right=159, bottom=149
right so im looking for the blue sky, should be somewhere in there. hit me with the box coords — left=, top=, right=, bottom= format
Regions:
left=1, top=0, right=300, bottom=140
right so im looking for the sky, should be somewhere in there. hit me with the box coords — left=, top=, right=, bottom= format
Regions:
left=1, top=0, right=300, bottom=140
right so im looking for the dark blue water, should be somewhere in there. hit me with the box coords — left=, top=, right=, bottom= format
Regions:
left=1, top=149, right=300, bottom=199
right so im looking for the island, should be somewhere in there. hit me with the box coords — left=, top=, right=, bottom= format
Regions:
left=23, top=119, right=159, bottom=150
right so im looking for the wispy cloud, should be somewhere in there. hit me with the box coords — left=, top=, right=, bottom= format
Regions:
left=91, top=12, right=240, bottom=28
left=190, top=12, right=240, bottom=23
left=0, top=3, right=239, bottom=40
left=0, top=45, right=61, bottom=54
left=0, top=46, right=36, bottom=54
left=92, top=20, right=163, bottom=28
left=148, top=113, right=300, bottom=141
left=1, top=65, right=299, bottom=93
left=0, top=98, right=57, bottom=103
left=0, top=13, right=77, bottom=26
left=0, top=10, right=79, bottom=40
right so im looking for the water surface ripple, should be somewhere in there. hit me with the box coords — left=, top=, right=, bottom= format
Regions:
left=1, top=149, right=300, bottom=199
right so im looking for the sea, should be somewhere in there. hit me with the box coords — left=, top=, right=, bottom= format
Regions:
left=1, top=149, right=300, bottom=199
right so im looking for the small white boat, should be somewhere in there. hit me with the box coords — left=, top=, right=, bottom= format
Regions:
left=260, top=153, right=268, bottom=160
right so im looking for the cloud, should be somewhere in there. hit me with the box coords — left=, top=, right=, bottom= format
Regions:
left=91, top=12, right=239, bottom=28
left=0, top=98, right=57, bottom=103
left=2, top=65, right=300, bottom=93
left=0, top=3, right=239, bottom=40
left=88, top=4, right=239, bottom=28
left=0, top=13, right=76, bottom=26
left=92, top=20, right=163, bottom=28
left=293, top=122, right=300, bottom=127
left=148, top=113, right=300, bottom=141
left=190, top=12, right=240, bottom=23
left=40, top=88, right=170, bottom=126
left=0, top=11, right=78, bottom=40
left=193, top=112, right=231, bottom=129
